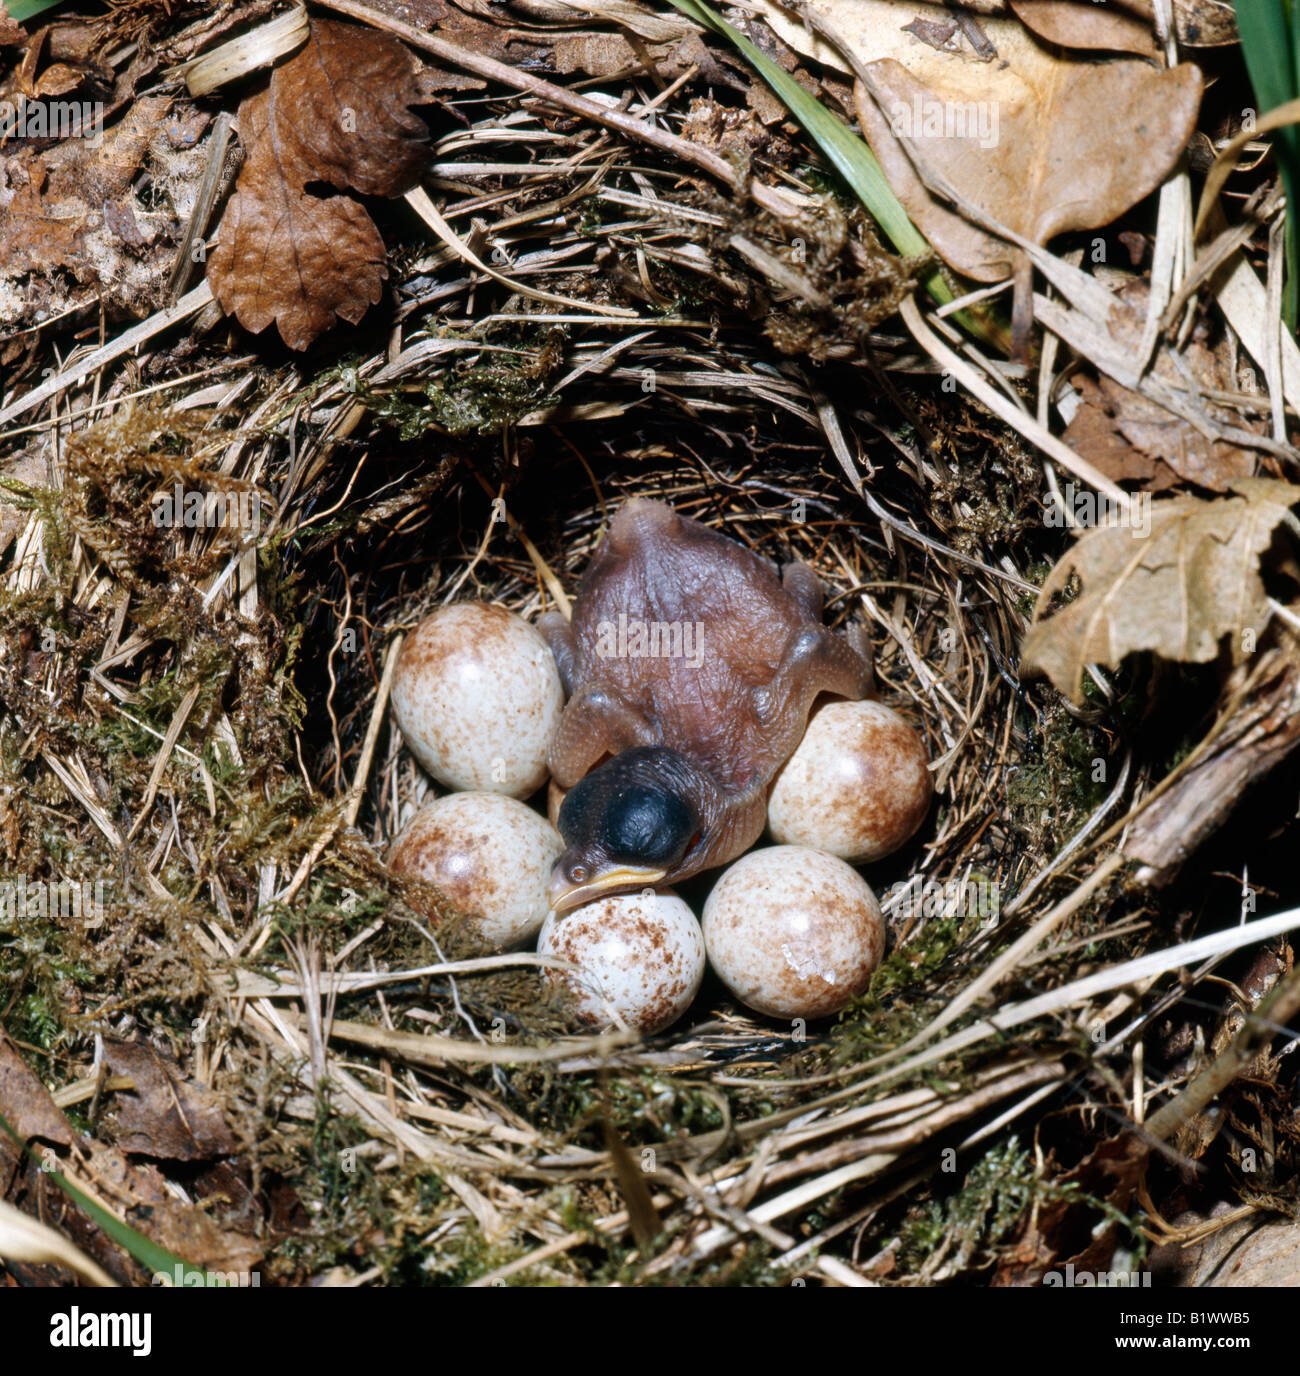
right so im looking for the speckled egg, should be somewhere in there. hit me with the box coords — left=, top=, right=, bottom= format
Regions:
left=767, top=699, right=932, bottom=863
left=537, top=890, right=705, bottom=1034
left=388, top=793, right=562, bottom=950
left=391, top=603, right=563, bottom=798
left=702, top=846, right=884, bottom=1020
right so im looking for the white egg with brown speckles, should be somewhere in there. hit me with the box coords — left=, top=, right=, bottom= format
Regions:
left=538, top=890, right=705, bottom=1034
left=391, top=603, right=563, bottom=798
left=388, top=793, right=562, bottom=950
left=702, top=846, right=884, bottom=1020
left=768, top=700, right=932, bottom=864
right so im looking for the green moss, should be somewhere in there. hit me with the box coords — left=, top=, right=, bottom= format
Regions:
left=895, top=1137, right=1037, bottom=1275
left=362, top=328, right=565, bottom=439
left=1006, top=704, right=1108, bottom=859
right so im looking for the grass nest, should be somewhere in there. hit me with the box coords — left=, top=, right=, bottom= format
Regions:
left=2, top=0, right=1297, bottom=1290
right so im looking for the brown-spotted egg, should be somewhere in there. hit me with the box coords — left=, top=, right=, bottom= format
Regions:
left=388, top=792, right=562, bottom=950
left=767, top=700, right=932, bottom=864
left=701, top=845, right=885, bottom=1020
left=391, top=602, right=563, bottom=798
left=537, top=890, right=705, bottom=1034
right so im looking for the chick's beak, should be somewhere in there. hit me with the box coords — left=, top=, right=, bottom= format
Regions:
left=547, top=863, right=668, bottom=914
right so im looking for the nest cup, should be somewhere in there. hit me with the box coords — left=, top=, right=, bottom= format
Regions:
left=348, top=430, right=1028, bottom=1045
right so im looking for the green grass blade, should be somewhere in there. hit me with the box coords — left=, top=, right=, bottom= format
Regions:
left=1237, top=0, right=1300, bottom=326
left=663, top=0, right=1015, bottom=350
left=0, top=1110, right=226, bottom=1285
left=667, top=0, right=929, bottom=258
left=6, top=0, right=70, bottom=21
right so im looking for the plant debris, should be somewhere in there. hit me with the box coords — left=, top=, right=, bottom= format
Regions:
left=208, top=19, right=434, bottom=349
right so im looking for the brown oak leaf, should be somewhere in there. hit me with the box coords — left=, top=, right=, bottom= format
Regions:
left=207, top=19, right=432, bottom=351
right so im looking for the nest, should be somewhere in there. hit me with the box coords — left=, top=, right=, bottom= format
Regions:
left=3, top=0, right=1298, bottom=1290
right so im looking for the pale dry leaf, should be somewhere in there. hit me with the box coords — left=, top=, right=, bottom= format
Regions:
left=941, top=0, right=1235, bottom=47
left=1154, top=0, right=1237, bottom=47
left=757, top=0, right=1201, bottom=283
left=0, top=1198, right=117, bottom=1286
left=1009, top=0, right=1158, bottom=56
left=1006, top=0, right=1232, bottom=52
left=1021, top=479, right=1300, bottom=703
left=208, top=19, right=432, bottom=350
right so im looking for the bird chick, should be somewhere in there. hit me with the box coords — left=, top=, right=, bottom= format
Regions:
left=540, top=499, right=871, bottom=911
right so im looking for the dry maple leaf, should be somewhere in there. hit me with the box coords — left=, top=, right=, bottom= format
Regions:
left=1021, top=479, right=1300, bottom=703
left=207, top=19, right=432, bottom=351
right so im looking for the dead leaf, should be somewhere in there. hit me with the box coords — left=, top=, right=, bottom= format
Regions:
left=1062, top=277, right=1265, bottom=489
left=1021, top=479, right=1300, bottom=703
left=1106, top=376, right=1257, bottom=491
left=553, top=33, right=645, bottom=77
left=84, top=1141, right=263, bottom=1276
left=0, top=95, right=204, bottom=330
left=1066, top=371, right=1258, bottom=493
left=208, top=19, right=432, bottom=349
left=995, top=1134, right=1145, bottom=1286
left=0, top=1029, right=76, bottom=1148
left=102, top=1040, right=239, bottom=1162
left=756, top=0, right=1200, bottom=297
left=1010, top=0, right=1159, bottom=56
left=1062, top=375, right=1181, bottom=490
left=0, top=1026, right=261, bottom=1283
left=1150, top=0, right=1238, bottom=48
left=1061, top=282, right=1263, bottom=492
left=901, top=17, right=958, bottom=51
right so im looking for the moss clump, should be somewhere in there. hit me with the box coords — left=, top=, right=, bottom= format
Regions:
left=1006, top=702, right=1109, bottom=862
left=362, top=327, right=565, bottom=439
left=894, top=1137, right=1038, bottom=1277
